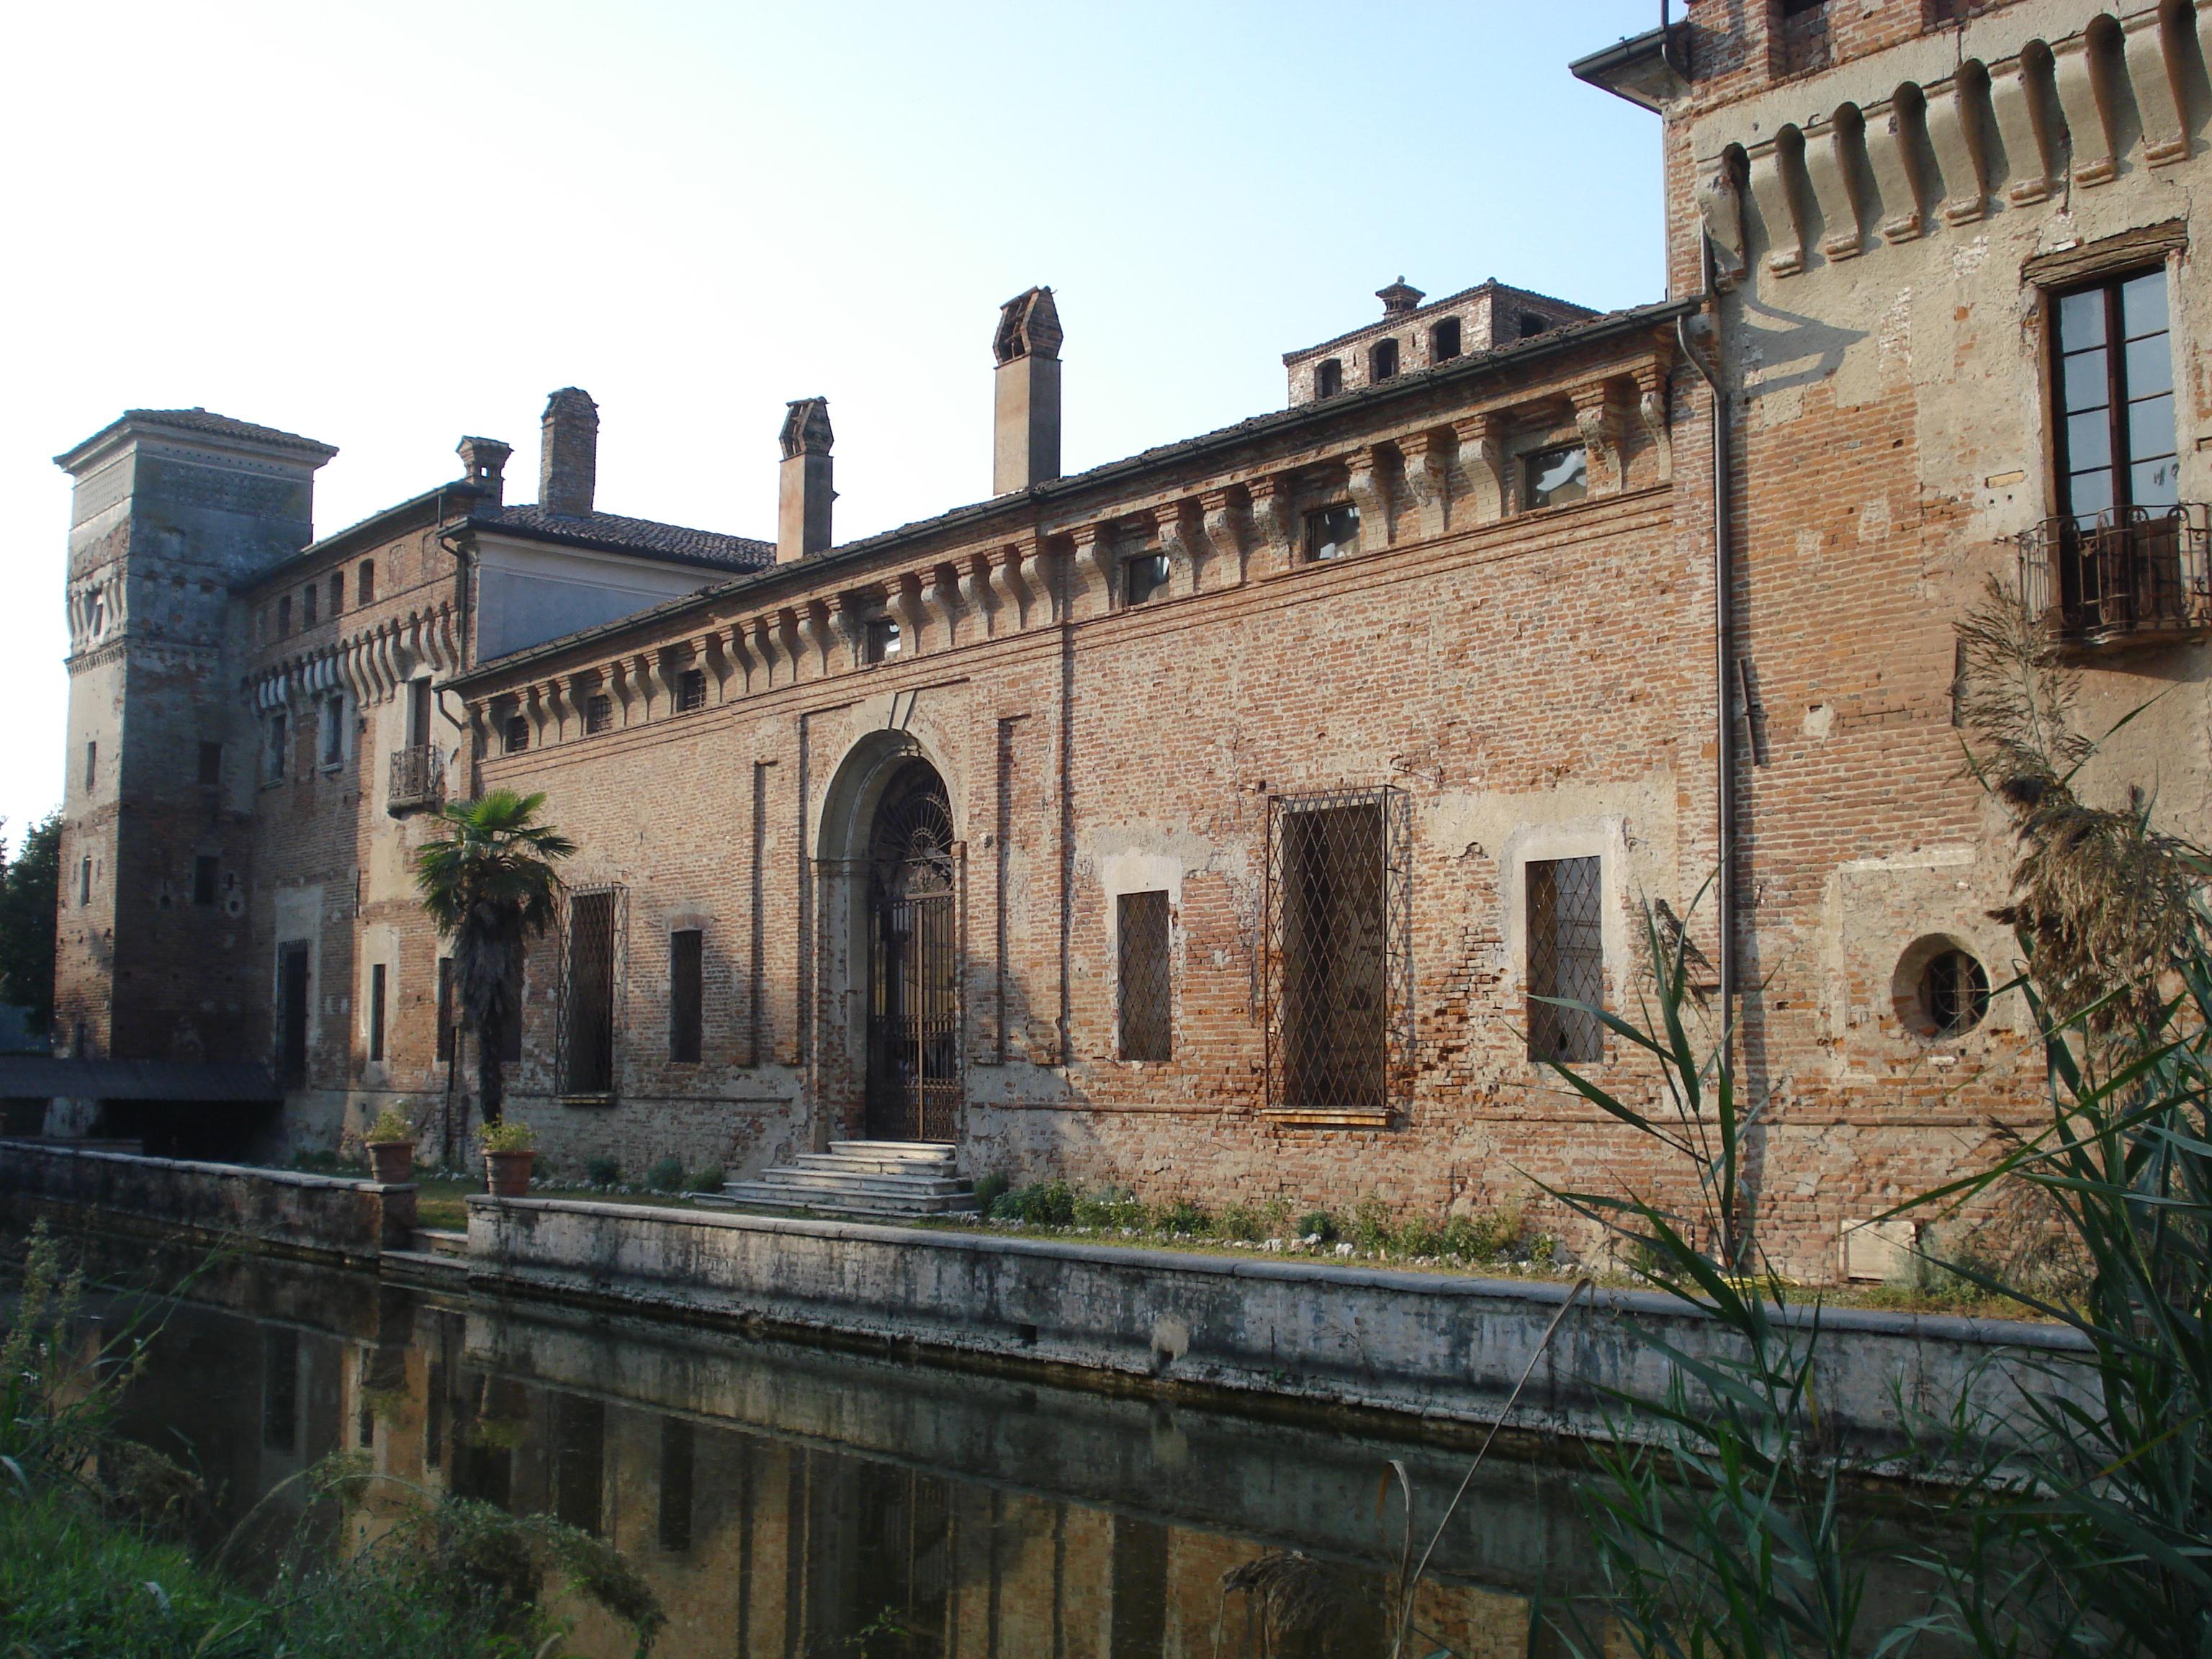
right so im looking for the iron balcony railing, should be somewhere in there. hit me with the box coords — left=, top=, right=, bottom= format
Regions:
left=2018, top=503, right=2212, bottom=647
left=387, top=744, right=444, bottom=816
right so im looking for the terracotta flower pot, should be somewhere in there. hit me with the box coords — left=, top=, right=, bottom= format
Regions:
left=367, top=1141, right=415, bottom=1184
left=485, top=1148, right=535, bottom=1198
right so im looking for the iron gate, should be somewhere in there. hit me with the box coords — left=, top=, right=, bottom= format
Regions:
left=866, top=765, right=960, bottom=1141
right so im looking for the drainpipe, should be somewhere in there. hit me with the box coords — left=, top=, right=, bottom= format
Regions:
left=1676, top=242, right=1735, bottom=1087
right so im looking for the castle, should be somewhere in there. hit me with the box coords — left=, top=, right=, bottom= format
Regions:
left=39, top=0, right=2212, bottom=1280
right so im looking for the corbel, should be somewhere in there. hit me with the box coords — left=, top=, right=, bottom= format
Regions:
left=830, top=590, right=873, bottom=670
left=1154, top=500, right=1196, bottom=595
left=1573, top=380, right=1627, bottom=496
left=1744, top=137, right=1805, bottom=277
left=1068, top=523, right=1115, bottom=619
left=541, top=677, right=572, bottom=742
left=1800, top=114, right=1867, bottom=260
left=893, top=572, right=930, bottom=654
left=653, top=647, right=688, bottom=711
left=1199, top=488, right=1245, bottom=586
left=1860, top=100, right=1924, bottom=244
left=989, top=540, right=1034, bottom=631
left=956, top=552, right=996, bottom=638
left=1244, top=475, right=1299, bottom=576
left=1397, top=431, right=1451, bottom=539
left=924, top=565, right=963, bottom=649
left=797, top=601, right=835, bottom=678
left=1694, top=156, right=1748, bottom=292
left=1920, top=75, right=1989, bottom=225
left=2124, top=9, right=2188, bottom=166
left=1451, top=411, right=1507, bottom=523
left=698, top=632, right=733, bottom=702
left=1634, top=361, right=1673, bottom=485
left=2048, top=31, right=2116, bottom=188
left=747, top=616, right=780, bottom=689
left=725, top=622, right=758, bottom=695
left=1344, top=448, right=1390, bottom=547
left=1986, top=53, right=2055, bottom=204
left=773, top=608, right=804, bottom=681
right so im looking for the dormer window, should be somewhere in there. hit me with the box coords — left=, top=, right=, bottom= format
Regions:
left=1314, top=359, right=1344, bottom=398
left=1123, top=551, right=1172, bottom=607
left=1370, top=338, right=1400, bottom=381
left=1305, top=503, right=1361, bottom=562
left=1518, top=313, right=1547, bottom=339
left=1525, top=446, right=1588, bottom=511
left=1431, top=318, right=1462, bottom=362
left=864, top=618, right=902, bottom=663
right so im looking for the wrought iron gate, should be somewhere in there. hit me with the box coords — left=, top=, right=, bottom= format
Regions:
left=866, top=765, right=959, bottom=1141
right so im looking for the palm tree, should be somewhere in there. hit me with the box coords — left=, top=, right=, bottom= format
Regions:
left=414, top=790, right=575, bottom=1134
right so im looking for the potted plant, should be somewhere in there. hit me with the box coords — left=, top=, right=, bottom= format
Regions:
left=364, top=1107, right=417, bottom=1184
left=480, top=1118, right=538, bottom=1197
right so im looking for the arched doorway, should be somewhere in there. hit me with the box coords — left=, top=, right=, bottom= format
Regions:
left=864, top=757, right=958, bottom=1141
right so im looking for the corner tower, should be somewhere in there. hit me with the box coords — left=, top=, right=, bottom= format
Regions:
left=50, top=409, right=336, bottom=1070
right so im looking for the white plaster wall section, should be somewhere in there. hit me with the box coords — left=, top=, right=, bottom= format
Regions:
left=1094, top=846, right=1184, bottom=1064
left=1819, top=844, right=2026, bottom=1053
left=474, top=536, right=724, bottom=661
left=359, top=922, right=400, bottom=1085
left=271, top=884, right=327, bottom=1056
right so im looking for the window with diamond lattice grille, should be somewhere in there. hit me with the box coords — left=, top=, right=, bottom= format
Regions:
left=1117, top=891, right=1172, bottom=1061
left=1527, top=856, right=1604, bottom=1063
left=561, top=890, right=621, bottom=1094
left=1265, top=788, right=1412, bottom=1115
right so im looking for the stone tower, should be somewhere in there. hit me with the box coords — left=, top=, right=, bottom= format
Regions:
left=50, top=410, right=336, bottom=1066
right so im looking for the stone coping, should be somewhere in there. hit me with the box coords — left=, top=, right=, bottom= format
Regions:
left=0, top=1139, right=409, bottom=1195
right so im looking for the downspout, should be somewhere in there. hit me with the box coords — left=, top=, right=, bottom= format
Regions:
left=1676, top=240, right=1735, bottom=1087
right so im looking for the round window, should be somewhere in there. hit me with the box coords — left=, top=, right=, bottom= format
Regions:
left=1918, top=948, right=1990, bottom=1037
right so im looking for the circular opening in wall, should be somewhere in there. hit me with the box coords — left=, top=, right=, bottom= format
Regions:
left=1892, top=936, right=1990, bottom=1038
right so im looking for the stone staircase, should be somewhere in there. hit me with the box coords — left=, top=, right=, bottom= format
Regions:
left=711, top=1141, right=981, bottom=1223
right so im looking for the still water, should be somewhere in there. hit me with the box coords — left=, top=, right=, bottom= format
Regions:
left=71, top=1249, right=1925, bottom=1657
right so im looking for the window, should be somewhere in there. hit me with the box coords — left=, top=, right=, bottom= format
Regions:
left=1314, top=358, right=1344, bottom=397
left=1305, top=503, right=1361, bottom=562
left=1527, top=857, right=1604, bottom=1063
left=320, top=694, right=345, bottom=768
left=357, top=559, right=375, bottom=604
left=330, top=571, right=344, bottom=615
left=369, top=963, right=387, bottom=1062
left=669, top=929, right=703, bottom=1063
left=408, top=680, right=433, bottom=750
left=864, top=618, right=901, bottom=663
left=302, top=583, right=318, bottom=628
left=1264, top=788, right=1412, bottom=1117
left=197, top=742, right=222, bottom=786
left=1116, top=891, right=1172, bottom=1062
left=1370, top=337, right=1400, bottom=381
left=78, top=857, right=91, bottom=907
left=276, top=595, right=292, bottom=637
left=676, top=668, right=707, bottom=712
left=1518, top=312, right=1548, bottom=339
left=436, top=958, right=454, bottom=1063
left=561, top=889, right=619, bottom=1095
left=503, top=716, right=530, bottom=755
left=83, top=741, right=95, bottom=792
left=277, top=941, right=310, bottom=1085
left=1525, top=445, right=1588, bottom=510
left=1431, top=318, right=1462, bottom=362
left=1775, top=0, right=1830, bottom=73
left=1123, top=552, right=1171, bottom=606
left=2054, top=267, right=2176, bottom=523
left=266, top=712, right=287, bottom=782
left=584, top=693, right=613, bottom=735
left=1919, top=948, right=1990, bottom=1036
left=192, top=855, right=219, bottom=907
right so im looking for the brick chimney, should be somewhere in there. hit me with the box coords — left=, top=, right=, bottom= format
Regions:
left=457, top=436, right=512, bottom=505
left=992, top=287, right=1062, bottom=495
left=539, top=388, right=598, bottom=518
left=1376, top=276, right=1426, bottom=315
left=777, top=398, right=834, bottom=563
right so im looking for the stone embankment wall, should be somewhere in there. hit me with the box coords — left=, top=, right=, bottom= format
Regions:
left=468, top=1195, right=2092, bottom=1460
left=0, top=1140, right=413, bottom=1262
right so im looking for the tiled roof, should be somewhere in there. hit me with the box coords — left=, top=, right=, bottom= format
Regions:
left=56, top=407, right=337, bottom=468
left=475, top=503, right=773, bottom=572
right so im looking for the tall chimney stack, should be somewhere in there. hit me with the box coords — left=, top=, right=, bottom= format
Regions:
left=777, top=397, right=834, bottom=563
left=539, top=387, right=598, bottom=517
left=992, top=287, right=1061, bottom=495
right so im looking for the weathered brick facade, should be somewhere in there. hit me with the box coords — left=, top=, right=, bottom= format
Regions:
left=48, top=1, right=2212, bottom=1279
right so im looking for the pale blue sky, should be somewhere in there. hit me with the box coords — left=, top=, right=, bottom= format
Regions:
left=0, top=1, right=1665, bottom=843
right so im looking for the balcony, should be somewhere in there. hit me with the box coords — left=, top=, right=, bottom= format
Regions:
left=387, top=745, right=444, bottom=817
left=2018, top=503, right=2212, bottom=649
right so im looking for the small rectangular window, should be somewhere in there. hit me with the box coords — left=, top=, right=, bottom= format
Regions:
left=1117, top=891, right=1172, bottom=1062
left=1314, top=358, right=1344, bottom=397
left=321, top=695, right=345, bottom=768
left=584, top=694, right=613, bottom=735
left=1431, top=317, right=1462, bottom=362
left=676, top=668, right=707, bottom=712
left=198, top=742, right=222, bottom=786
left=330, top=571, right=344, bottom=615
left=278, top=941, right=310, bottom=1084
left=864, top=618, right=901, bottom=662
left=192, top=855, right=220, bottom=907
left=504, top=716, right=530, bottom=755
left=1524, top=446, right=1588, bottom=510
left=1527, top=857, right=1604, bottom=1064
left=1123, top=552, right=1171, bottom=607
left=436, top=958, right=455, bottom=1064
left=669, top=929, right=703, bottom=1063
left=357, top=559, right=376, bottom=604
left=369, top=963, right=387, bottom=1062
left=1370, top=337, right=1399, bottom=380
left=79, top=857, right=91, bottom=907
left=84, top=741, right=96, bottom=791
left=266, top=713, right=287, bottom=782
left=277, top=595, right=292, bottom=637
left=302, top=583, right=318, bottom=628
left=1305, top=503, right=1361, bottom=562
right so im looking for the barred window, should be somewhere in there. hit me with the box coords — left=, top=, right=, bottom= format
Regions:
left=321, top=694, right=346, bottom=768
left=1527, top=856, right=1604, bottom=1064
left=676, top=669, right=707, bottom=713
left=1116, top=891, right=1172, bottom=1062
left=560, top=889, right=621, bottom=1096
left=356, top=559, right=375, bottom=604
left=503, top=715, right=529, bottom=755
left=368, top=963, right=387, bottom=1062
left=668, top=929, right=703, bottom=1063
left=1265, top=788, right=1412, bottom=1118
left=265, top=712, right=287, bottom=783
left=584, top=694, right=613, bottom=735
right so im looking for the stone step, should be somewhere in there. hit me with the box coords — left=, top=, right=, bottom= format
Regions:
left=750, top=1168, right=972, bottom=1197
left=819, top=1142, right=957, bottom=1167
left=717, top=1182, right=979, bottom=1220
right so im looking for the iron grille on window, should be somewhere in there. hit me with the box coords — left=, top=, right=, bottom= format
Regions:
left=559, top=888, right=624, bottom=1097
left=1527, top=856, right=1604, bottom=1064
left=676, top=670, right=707, bottom=713
left=1264, top=787, right=1413, bottom=1117
left=503, top=716, right=529, bottom=754
left=584, top=694, right=613, bottom=735
left=1117, top=891, right=1172, bottom=1062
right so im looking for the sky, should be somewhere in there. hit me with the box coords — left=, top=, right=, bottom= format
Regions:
left=0, top=0, right=1665, bottom=848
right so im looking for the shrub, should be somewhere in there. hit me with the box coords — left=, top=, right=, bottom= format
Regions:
left=1350, top=1195, right=1393, bottom=1253
left=364, top=1107, right=413, bottom=1146
left=1217, top=1198, right=1292, bottom=1241
left=645, top=1156, right=685, bottom=1193
left=1072, top=1186, right=1148, bottom=1231
left=1439, top=1202, right=1524, bottom=1262
left=1298, top=1210, right=1339, bottom=1244
left=686, top=1164, right=727, bottom=1192
left=477, top=1120, right=536, bottom=1154
left=581, top=1154, right=621, bottom=1187
left=1157, top=1198, right=1211, bottom=1236
left=993, top=1178, right=1074, bottom=1227
left=971, top=1172, right=1010, bottom=1213
left=1395, top=1215, right=1444, bottom=1258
